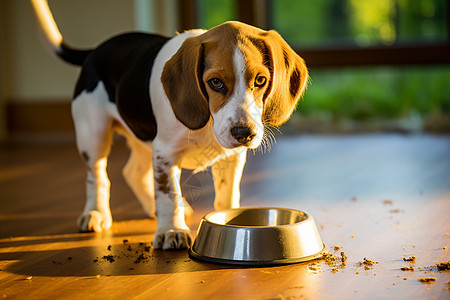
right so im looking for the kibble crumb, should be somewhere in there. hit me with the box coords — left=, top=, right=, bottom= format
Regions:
left=418, top=277, right=436, bottom=283
left=102, top=255, right=116, bottom=263
left=435, top=261, right=450, bottom=271
left=402, top=256, right=416, bottom=262
left=309, top=266, right=319, bottom=271
left=340, top=252, right=347, bottom=264
left=362, top=257, right=377, bottom=265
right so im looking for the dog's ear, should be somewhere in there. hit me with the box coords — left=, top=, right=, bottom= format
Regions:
left=262, top=30, right=309, bottom=127
left=161, top=37, right=210, bottom=130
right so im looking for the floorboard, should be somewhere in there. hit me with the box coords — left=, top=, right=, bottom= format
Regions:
left=0, top=134, right=449, bottom=299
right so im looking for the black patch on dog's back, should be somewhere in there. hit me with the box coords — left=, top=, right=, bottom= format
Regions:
left=74, top=33, right=170, bottom=141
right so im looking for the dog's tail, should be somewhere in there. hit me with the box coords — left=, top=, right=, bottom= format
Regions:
left=30, top=0, right=91, bottom=66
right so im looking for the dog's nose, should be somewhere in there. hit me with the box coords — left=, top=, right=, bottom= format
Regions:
left=230, top=126, right=256, bottom=144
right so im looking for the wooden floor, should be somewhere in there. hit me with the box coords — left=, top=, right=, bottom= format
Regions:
left=0, top=134, right=449, bottom=299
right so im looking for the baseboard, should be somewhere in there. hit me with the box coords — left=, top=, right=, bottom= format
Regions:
left=6, top=101, right=75, bottom=143
left=7, top=101, right=74, bottom=133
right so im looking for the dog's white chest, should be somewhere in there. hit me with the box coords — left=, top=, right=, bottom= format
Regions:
left=178, top=136, right=244, bottom=173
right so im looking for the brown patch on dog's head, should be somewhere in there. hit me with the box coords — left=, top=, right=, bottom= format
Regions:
left=162, top=24, right=241, bottom=130
left=251, top=30, right=308, bottom=127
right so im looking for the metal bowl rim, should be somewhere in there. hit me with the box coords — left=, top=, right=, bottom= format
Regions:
left=201, top=207, right=312, bottom=229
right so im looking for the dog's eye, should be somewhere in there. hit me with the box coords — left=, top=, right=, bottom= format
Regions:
left=255, top=76, right=267, bottom=88
left=208, top=78, right=223, bottom=89
left=208, top=78, right=226, bottom=94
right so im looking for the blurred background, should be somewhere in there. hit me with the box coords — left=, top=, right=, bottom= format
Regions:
left=0, top=0, right=449, bottom=143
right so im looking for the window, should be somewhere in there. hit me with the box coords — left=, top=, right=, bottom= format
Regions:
left=177, top=0, right=449, bottom=66
left=273, top=0, right=447, bottom=48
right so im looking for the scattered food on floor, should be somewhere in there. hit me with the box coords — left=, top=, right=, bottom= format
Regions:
left=434, top=261, right=449, bottom=271
left=402, top=256, right=416, bottom=262
left=418, top=277, right=436, bottom=283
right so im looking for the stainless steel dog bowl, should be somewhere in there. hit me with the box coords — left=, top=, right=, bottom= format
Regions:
left=189, top=207, right=327, bottom=266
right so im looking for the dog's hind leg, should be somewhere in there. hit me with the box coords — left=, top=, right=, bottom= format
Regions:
left=72, top=85, right=115, bottom=232
left=122, top=138, right=156, bottom=218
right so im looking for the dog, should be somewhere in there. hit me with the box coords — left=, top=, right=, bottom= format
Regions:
left=31, top=0, right=308, bottom=250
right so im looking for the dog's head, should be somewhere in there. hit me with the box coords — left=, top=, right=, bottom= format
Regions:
left=162, top=21, right=308, bottom=149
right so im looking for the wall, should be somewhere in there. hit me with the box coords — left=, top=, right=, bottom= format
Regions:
left=6, top=0, right=136, bottom=101
left=0, top=1, right=9, bottom=141
left=0, top=0, right=178, bottom=141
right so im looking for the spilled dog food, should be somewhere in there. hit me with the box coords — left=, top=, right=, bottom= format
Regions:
left=434, top=261, right=449, bottom=271
left=418, top=277, right=436, bottom=283
left=402, top=256, right=416, bottom=262
left=355, top=257, right=378, bottom=271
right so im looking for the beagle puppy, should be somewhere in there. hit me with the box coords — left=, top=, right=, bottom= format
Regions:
left=31, top=0, right=308, bottom=250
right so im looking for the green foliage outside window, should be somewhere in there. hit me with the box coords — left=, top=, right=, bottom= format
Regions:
left=198, top=0, right=235, bottom=29
left=273, top=0, right=447, bottom=47
left=299, top=67, right=450, bottom=121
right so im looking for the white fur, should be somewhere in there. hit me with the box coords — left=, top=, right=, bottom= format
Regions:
left=30, top=0, right=63, bottom=52
left=72, top=82, right=115, bottom=232
left=211, top=46, right=264, bottom=149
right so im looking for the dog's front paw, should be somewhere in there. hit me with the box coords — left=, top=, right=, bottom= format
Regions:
left=152, top=228, right=192, bottom=250
left=77, top=210, right=112, bottom=232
